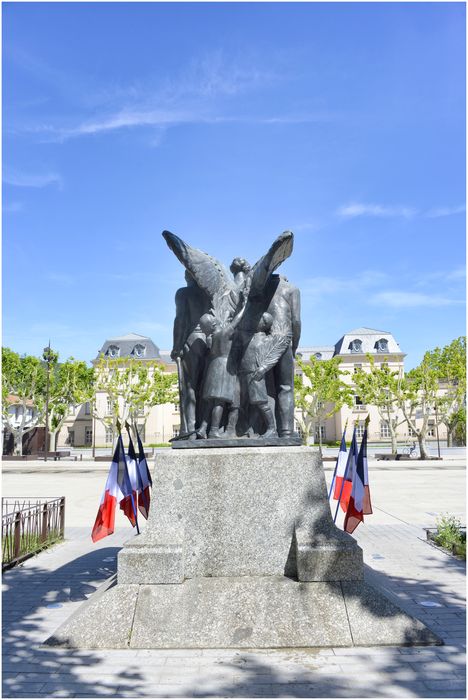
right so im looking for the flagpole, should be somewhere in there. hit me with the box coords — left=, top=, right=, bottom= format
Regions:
left=328, top=419, right=348, bottom=500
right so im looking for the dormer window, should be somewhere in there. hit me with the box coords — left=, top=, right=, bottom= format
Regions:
left=349, top=339, right=362, bottom=354
left=107, top=344, right=120, bottom=358
left=314, top=352, right=322, bottom=360
left=133, top=344, right=146, bottom=358
left=375, top=338, right=389, bottom=353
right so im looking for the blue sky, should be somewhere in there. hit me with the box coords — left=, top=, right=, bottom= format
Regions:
left=3, top=2, right=465, bottom=369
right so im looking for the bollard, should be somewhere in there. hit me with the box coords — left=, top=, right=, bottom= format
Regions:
left=59, top=497, right=65, bottom=537
left=13, top=512, right=21, bottom=559
left=41, top=503, right=48, bottom=543
left=80, top=454, right=82, bottom=461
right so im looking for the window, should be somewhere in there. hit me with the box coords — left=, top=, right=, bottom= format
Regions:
left=314, top=352, right=322, bottom=360
left=356, top=423, right=366, bottom=439
left=133, top=344, right=146, bottom=358
left=70, top=405, right=76, bottom=416
left=315, top=425, right=326, bottom=441
left=107, top=344, right=120, bottom=358
left=353, top=364, right=362, bottom=374
left=408, top=426, right=416, bottom=437
left=427, top=421, right=435, bottom=437
left=105, top=427, right=113, bottom=444
left=172, top=426, right=180, bottom=438
left=375, top=338, right=389, bottom=353
left=174, top=403, right=180, bottom=413
left=349, top=339, right=363, bottom=353
left=354, top=395, right=366, bottom=410
left=68, top=430, right=75, bottom=447
left=380, top=421, right=391, bottom=438
left=85, top=427, right=92, bottom=445
left=85, top=402, right=91, bottom=415
left=137, top=424, right=146, bottom=442
left=106, top=398, right=114, bottom=415
left=317, top=400, right=323, bottom=410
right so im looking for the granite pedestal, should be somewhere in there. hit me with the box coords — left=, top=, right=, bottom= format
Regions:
left=47, top=447, right=440, bottom=649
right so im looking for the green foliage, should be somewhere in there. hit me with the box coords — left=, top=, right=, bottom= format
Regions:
left=294, top=357, right=353, bottom=445
left=94, top=356, right=178, bottom=445
left=2, top=347, right=47, bottom=411
left=434, top=513, right=466, bottom=559
left=48, top=358, right=95, bottom=436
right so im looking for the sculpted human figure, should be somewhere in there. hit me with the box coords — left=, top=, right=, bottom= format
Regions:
left=239, top=312, right=279, bottom=438
left=197, top=290, right=248, bottom=439
left=171, top=271, right=211, bottom=438
left=163, top=228, right=300, bottom=444
left=236, top=273, right=301, bottom=437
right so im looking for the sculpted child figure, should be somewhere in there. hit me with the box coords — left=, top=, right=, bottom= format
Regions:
left=197, top=297, right=247, bottom=439
left=240, top=312, right=278, bottom=438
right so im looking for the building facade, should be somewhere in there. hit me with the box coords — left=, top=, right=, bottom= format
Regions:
left=57, top=327, right=447, bottom=448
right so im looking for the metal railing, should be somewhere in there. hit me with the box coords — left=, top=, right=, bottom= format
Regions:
left=2, top=497, right=65, bottom=570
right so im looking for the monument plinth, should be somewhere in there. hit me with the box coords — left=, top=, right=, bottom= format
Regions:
left=47, top=448, right=439, bottom=649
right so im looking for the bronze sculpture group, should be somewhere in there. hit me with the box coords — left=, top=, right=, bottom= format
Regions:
left=163, top=230, right=301, bottom=446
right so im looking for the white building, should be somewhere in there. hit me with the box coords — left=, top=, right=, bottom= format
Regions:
left=57, top=327, right=446, bottom=448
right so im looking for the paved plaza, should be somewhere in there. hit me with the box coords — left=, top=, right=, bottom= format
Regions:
left=2, top=456, right=466, bottom=698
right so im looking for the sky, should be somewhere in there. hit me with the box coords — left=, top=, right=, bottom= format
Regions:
left=3, top=1, right=466, bottom=369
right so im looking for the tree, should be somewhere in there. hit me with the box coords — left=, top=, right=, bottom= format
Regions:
left=47, top=359, right=95, bottom=450
left=93, top=356, right=178, bottom=447
left=294, top=357, right=353, bottom=448
left=398, top=356, right=442, bottom=460
left=353, top=356, right=406, bottom=454
left=425, top=337, right=466, bottom=447
left=2, top=347, right=46, bottom=455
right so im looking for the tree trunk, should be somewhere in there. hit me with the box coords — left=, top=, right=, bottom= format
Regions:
left=446, top=429, right=453, bottom=448
left=417, top=433, right=430, bottom=459
left=14, top=431, right=23, bottom=456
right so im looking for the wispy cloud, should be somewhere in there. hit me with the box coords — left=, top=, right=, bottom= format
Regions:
left=303, top=270, right=389, bottom=299
left=337, top=203, right=417, bottom=219
left=425, top=204, right=466, bottom=218
left=4, top=170, right=62, bottom=188
left=46, top=273, right=76, bottom=286
left=372, top=291, right=464, bottom=308
left=337, top=201, right=466, bottom=221
left=11, top=49, right=335, bottom=143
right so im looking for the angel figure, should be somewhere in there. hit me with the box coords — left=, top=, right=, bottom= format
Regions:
left=239, top=312, right=292, bottom=438
left=197, top=291, right=248, bottom=439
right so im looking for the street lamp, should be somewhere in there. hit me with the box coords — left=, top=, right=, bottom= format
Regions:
left=43, top=342, right=53, bottom=462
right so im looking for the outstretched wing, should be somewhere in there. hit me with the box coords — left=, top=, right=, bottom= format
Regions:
left=254, top=333, right=292, bottom=373
left=249, top=231, right=294, bottom=297
left=162, top=230, right=235, bottom=300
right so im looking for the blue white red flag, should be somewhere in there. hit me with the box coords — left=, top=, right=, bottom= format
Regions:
left=127, top=430, right=150, bottom=520
left=136, top=429, right=152, bottom=519
left=338, top=427, right=358, bottom=513
left=332, top=427, right=348, bottom=501
left=344, top=426, right=372, bottom=533
left=91, top=434, right=138, bottom=542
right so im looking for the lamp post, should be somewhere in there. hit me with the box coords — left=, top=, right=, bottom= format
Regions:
left=43, top=342, right=53, bottom=462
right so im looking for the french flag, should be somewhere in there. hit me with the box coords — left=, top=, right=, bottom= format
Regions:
left=338, top=427, right=358, bottom=513
left=124, top=433, right=142, bottom=522
left=344, top=426, right=372, bottom=533
left=332, top=427, right=348, bottom=501
left=127, top=431, right=150, bottom=520
left=136, top=429, right=152, bottom=519
left=91, top=435, right=137, bottom=542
